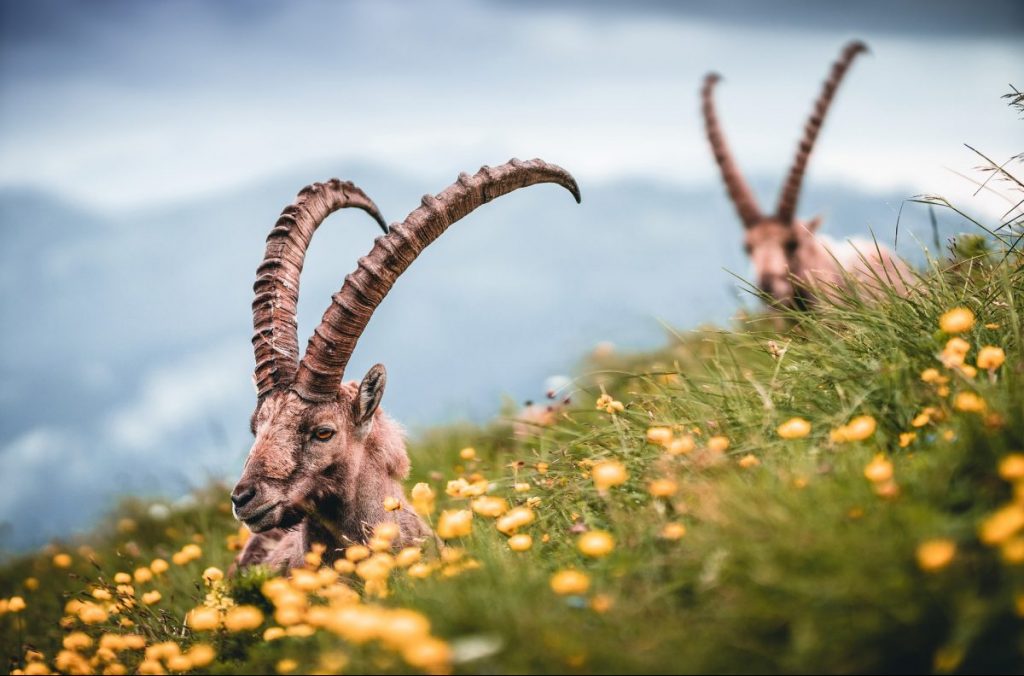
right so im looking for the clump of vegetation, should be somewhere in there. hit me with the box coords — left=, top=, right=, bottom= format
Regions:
left=1, top=97, right=1021, bottom=675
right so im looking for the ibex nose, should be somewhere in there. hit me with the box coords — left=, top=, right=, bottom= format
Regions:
left=231, top=482, right=257, bottom=510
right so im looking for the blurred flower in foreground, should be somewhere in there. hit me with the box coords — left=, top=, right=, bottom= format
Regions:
left=939, top=307, right=974, bottom=333
left=591, top=460, right=628, bottom=491
left=437, top=510, right=473, bottom=540
left=777, top=417, right=811, bottom=439
left=976, top=346, right=1005, bottom=371
left=595, top=393, right=624, bottom=414
left=577, top=531, right=615, bottom=558
left=550, top=570, right=591, bottom=596
left=916, top=539, right=956, bottom=572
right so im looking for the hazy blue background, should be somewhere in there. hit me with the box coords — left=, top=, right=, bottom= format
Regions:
left=1, top=0, right=1021, bottom=551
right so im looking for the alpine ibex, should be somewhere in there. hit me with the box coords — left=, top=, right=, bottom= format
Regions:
left=702, top=41, right=911, bottom=310
left=233, top=160, right=581, bottom=570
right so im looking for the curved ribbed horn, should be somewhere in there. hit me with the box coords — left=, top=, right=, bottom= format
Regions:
left=776, top=40, right=868, bottom=224
left=252, top=179, right=389, bottom=399
left=292, top=158, right=581, bottom=402
left=702, top=72, right=763, bottom=228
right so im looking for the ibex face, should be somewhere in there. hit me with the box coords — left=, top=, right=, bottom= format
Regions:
left=232, top=366, right=386, bottom=533
left=743, top=216, right=823, bottom=307
left=703, top=41, right=868, bottom=308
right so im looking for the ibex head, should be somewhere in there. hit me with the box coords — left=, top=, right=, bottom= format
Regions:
left=702, top=41, right=867, bottom=308
left=232, top=161, right=581, bottom=534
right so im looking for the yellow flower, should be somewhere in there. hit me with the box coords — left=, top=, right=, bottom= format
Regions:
left=1001, top=537, right=1024, bottom=565
left=276, top=658, right=298, bottom=674
left=52, top=553, right=72, bottom=569
left=388, top=547, right=419, bottom=569
left=202, top=567, right=224, bottom=584
left=920, top=368, right=946, bottom=384
left=953, top=392, right=986, bottom=413
left=374, top=521, right=400, bottom=542
left=660, top=522, right=687, bottom=540
left=114, top=572, right=132, bottom=584
left=459, top=447, right=477, bottom=460
left=23, top=577, right=39, bottom=591
left=132, top=567, right=153, bottom=584
left=224, top=605, right=264, bottom=632
left=167, top=656, right=192, bottom=672
left=864, top=455, right=893, bottom=483
left=92, top=587, right=112, bottom=601
left=137, top=659, right=166, bottom=675
left=578, top=530, right=615, bottom=557
left=187, top=644, right=216, bottom=669
left=592, top=460, right=628, bottom=491
left=979, top=504, right=1024, bottom=546
left=595, top=393, right=624, bottom=414
left=707, top=436, right=730, bottom=453
left=149, top=559, right=169, bottom=575
left=141, top=590, right=162, bottom=605
left=940, top=337, right=971, bottom=367
left=648, top=478, right=678, bottom=497
left=8, top=596, right=26, bottom=613
left=181, top=543, right=202, bottom=560
left=645, top=427, right=673, bottom=446
left=550, top=569, right=591, bottom=595
left=437, top=509, right=473, bottom=540
left=939, top=307, right=974, bottom=333
left=345, top=545, right=371, bottom=562
left=514, top=482, right=531, bottom=492
left=187, top=606, right=221, bottom=631
left=263, top=626, right=286, bottom=641
left=777, top=417, right=811, bottom=439
left=401, top=637, right=452, bottom=672
left=667, top=435, right=695, bottom=455
left=470, top=496, right=508, bottom=518
left=899, top=432, right=917, bottom=448
left=496, top=506, right=535, bottom=535
left=78, top=603, right=108, bottom=624
left=407, top=563, right=432, bottom=579
left=410, top=482, right=435, bottom=516
left=977, top=346, right=1005, bottom=371
left=738, top=454, right=760, bottom=469
left=63, top=632, right=93, bottom=650
left=844, top=415, right=877, bottom=442
left=999, top=454, right=1024, bottom=481
left=507, top=534, right=533, bottom=552
left=916, top=538, right=956, bottom=572
left=911, top=410, right=933, bottom=428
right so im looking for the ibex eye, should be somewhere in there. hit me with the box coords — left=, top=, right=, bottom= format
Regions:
left=313, top=427, right=335, bottom=442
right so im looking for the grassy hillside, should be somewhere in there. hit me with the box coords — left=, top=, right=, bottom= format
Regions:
left=2, top=236, right=1022, bottom=674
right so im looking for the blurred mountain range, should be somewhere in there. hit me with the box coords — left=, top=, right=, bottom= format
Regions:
left=0, top=162, right=961, bottom=551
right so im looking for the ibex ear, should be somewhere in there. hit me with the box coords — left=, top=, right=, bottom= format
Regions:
left=806, top=215, right=823, bottom=233
left=353, top=364, right=387, bottom=432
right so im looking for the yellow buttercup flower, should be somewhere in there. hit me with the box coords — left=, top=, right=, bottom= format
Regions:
left=777, top=417, right=811, bottom=439
left=223, top=605, right=264, bottom=632
left=149, top=558, right=169, bottom=575
left=437, top=509, right=473, bottom=540
left=898, top=432, right=916, bottom=448
left=645, top=427, right=673, bottom=446
left=187, top=606, right=221, bottom=632
left=979, top=504, right=1024, bottom=546
left=595, top=393, right=624, bottom=414
left=141, top=591, right=161, bottom=605
left=953, top=392, right=986, bottom=413
left=496, top=506, right=536, bottom=535
left=459, top=446, right=477, bottom=460
left=916, top=538, right=956, bottom=572
left=660, top=522, right=687, bottom=540
left=52, top=553, right=72, bottom=569
left=648, top=478, right=678, bottom=498
left=999, top=454, right=1024, bottom=482
left=383, top=496, right=401, bottom=512
left=577, top=530, right=615, bottom=558
left=977, top=346, right=1005, bottom=371
left=507, top=534, right=533, bottom=552
left=667, top=435, right=696, bottom=455
left=550, top=569, right=591, bottom=595
left=591, top=460, right=628, bottom=491
left=939, top=307, right=974, bottom=333
left=471, top=496, right=508, bottom=518
left=864, top=455, right=893, bottom=484
left=738, top=454, right=760, bottom=469
left=707, top=436, right=730, bottom=453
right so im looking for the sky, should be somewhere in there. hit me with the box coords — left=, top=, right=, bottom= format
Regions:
left=0, top=0, right=1021, bottom=550
left=1, top=0, right=1020, bottom=214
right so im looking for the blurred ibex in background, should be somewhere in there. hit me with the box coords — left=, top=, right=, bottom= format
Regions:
left=233, top=160, right=581, bottom=571
left=702, top=41, right=911, bottom=310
